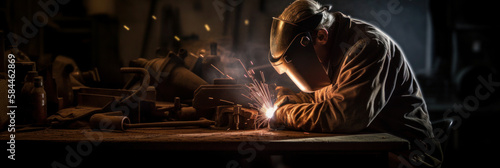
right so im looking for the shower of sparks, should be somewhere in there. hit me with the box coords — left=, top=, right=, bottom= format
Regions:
left=123, top=25, right=130, bottom=31
left=238, top=59, right=277, bottom=128
left=205, top=59, right=276, bottom=129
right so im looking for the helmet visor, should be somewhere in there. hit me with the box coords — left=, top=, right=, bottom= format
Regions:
left=269, top=18, right=305, bottom=60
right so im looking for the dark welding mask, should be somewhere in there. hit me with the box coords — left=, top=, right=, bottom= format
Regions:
left=269, top=6, right=332, bottom=92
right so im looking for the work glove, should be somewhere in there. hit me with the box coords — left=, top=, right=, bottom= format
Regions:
left=274, top=86, right=304, bottom=108
left=270, top=86, right=315, bottom=129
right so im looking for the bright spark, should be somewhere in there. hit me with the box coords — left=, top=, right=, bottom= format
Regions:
left=123, top=25, right=130, bottom=31
left=174, top=35, right=180, bottom=41
left=265, top=105, right=277, bottom=118
left=211, top=64, right=225, bottom=76
left=152, top=15, right=157, bottom=20
left=204, top=24, right=211, bottom=32
left=220, top=99, right=234, bottom=104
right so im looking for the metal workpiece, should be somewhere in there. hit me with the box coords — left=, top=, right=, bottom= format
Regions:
left=127, top=52, right=208, bottom=102
left=89, top=112, right=129, bottom=131
left=70, top=67, right=101, bottom=86
left=183, top=51, right=203, bottom=74
left=167, top=97, right=199, bottom=121
left=116, top=67, right=154, bottom=123
left=234, top=105, right=242, bottom=130
left=215, top=105, right=261, bottom=130
left=119, top=67, right=151, bottom=103
left=192, top=83, right=253, bottom=119
left=58, top=67, right=157, bottom=125
left=78, top=87, right=156, bottom=102
left=193, top=79, right=249, bottom=107
left=89, top=112, right=215, bottom=131
left=167, top=64, right=208, bottom=101
left=52, top=56, right=98, bottom=108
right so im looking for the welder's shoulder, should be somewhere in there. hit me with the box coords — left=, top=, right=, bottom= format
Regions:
left=343, top=19, right=393, bottom=64
left=347, top=36, right=388, bottom=64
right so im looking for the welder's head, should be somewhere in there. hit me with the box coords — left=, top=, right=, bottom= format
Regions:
left=269, top=0, right=334, bottom=92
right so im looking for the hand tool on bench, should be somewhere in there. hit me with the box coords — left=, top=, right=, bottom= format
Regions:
left=89, top=112, right=214, bottom=131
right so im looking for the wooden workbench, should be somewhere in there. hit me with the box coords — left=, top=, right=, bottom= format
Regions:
left=1, top=127, right=409, bottom=167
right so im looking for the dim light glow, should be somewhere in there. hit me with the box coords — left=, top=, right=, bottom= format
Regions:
left=174, top=35, right=180, bottom=41
left=244, top=19, right=249, bottom=26
left=123, top=25, right=130, bottom=31
left=204, top=24, right=211, bottom=32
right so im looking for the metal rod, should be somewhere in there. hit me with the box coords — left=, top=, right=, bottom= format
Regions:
left=126, top=119, right=214, bottom=129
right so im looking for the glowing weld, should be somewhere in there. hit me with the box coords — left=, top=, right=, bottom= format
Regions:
left=265, top=106, right=277, bottom=118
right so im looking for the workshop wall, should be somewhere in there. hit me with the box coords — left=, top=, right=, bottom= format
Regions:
left=115, top=0, right=430, bottom=91
left=0, top=0, right=432, bottom=89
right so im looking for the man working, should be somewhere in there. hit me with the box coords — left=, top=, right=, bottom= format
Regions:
left=268, top=0, right=442, bottom=167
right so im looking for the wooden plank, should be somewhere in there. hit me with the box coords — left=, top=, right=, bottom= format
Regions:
left=1, top=127, right=409, bottom=153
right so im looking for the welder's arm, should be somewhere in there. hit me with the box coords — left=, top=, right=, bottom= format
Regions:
left=271, top=39, right=392, bottom=133
left=274, top=86, right=315, bottom=107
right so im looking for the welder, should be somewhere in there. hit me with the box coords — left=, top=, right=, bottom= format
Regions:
left=268, top=0, right=442, bottom=167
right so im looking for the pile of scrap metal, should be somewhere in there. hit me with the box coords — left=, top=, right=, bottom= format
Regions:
left=48, top=48, right=266, bottom=131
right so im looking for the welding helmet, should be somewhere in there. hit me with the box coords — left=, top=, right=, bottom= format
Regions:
left=269, top=6, right=332, bottom=92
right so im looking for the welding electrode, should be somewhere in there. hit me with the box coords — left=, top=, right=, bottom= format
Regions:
left=89, top=113, right=215, bottom=131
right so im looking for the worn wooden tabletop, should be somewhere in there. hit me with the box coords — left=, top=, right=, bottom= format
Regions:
left=0, top=127, right=409, bottom=152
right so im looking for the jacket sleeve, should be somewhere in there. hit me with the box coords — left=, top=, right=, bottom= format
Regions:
left=271, top=39, right=393, bottom=133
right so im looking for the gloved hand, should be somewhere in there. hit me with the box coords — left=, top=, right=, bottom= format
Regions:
left=268, top=116, right=286, bottom=130
left=269, top=86, right=306, bottom=130
left=274, top=86, right=303, bottom=108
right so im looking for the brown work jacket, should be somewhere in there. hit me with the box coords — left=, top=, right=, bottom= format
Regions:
left=272, top=12, right=434, bottom=143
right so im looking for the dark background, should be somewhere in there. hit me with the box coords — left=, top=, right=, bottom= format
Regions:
left=1, top=0, right=499, bottom=167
